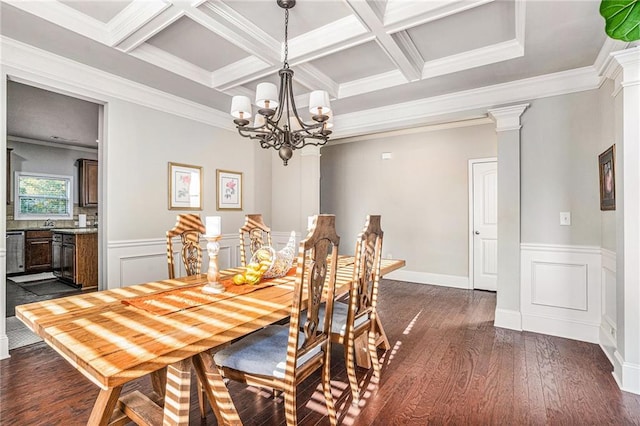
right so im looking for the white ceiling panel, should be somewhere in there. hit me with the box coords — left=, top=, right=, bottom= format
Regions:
left=221, top=0, right=352, bottom=40
left=309, top=41, right=397, bottom=83
left=147, top=16, right=250, bottom=72
left=59, top=0, right=132, bottom=23
left=406, top=0, right=515, bottom=62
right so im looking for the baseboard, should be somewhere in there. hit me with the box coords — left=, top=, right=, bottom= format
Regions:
left=522, top=313, right=599, bottom=343
left=613, top=350, right=640, bottom=395
left=494, top=308, right=522, bottom=331
left=0, top=334, right=9, bottom=360
left=599, top=323, right=617, bottom=367
left=384, top=269, right=469, bottom=289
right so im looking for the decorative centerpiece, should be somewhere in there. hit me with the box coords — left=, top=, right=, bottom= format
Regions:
left=233, top=231, right=296, bottom=285
left=203, top=216, right=226, bottom=294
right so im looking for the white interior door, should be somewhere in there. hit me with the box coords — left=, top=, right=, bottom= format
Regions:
left=472, top=161, right=498, bottom=291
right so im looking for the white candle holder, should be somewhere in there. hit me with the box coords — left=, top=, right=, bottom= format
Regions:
left=202, top=235, right=225, bottom=294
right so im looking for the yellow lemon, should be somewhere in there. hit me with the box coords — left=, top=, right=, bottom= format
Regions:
left=232, top=274, right=246, bottom=285
left=247, top=263, right=260, bottom=271
left=245, top=271, right=261, bottom=285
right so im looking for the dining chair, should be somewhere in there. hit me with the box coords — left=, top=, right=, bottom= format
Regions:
left=304, top=214, right=384, bottom=404
left=239, top=213, right=272, bottom=267
left=166, top=213, right=206, bottom=279
left=165, top=213, right=208, bottom=418
left=214, top=214, right=340, bottom=426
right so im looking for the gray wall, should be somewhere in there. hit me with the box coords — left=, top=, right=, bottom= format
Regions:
left=520, top=88, right=611, bottom=247
left=105, top=99, right=271, bottom=241
left=320, top=123, right=496, bottom=277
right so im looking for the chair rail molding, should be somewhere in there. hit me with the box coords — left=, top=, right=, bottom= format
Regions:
left=107, top=232, right=299, bottom=289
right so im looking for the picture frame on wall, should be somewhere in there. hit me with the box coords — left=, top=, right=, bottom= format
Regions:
left=168, top=162, right=203, bottom=210
left=598, top=145, right=616, bottom=211
left=217, top=169, right=243, bottom=210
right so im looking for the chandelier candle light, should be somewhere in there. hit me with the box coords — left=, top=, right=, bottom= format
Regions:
left=229, top=0, right=332, bottom=166
left=203, top=216, right=225, bottom=294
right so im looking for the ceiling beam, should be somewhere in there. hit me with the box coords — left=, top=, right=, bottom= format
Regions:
left=345, top=1, right=422, bottom=82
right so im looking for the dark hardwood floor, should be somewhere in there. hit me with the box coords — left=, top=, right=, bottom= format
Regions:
left=2, top=280, right=640, bottom=425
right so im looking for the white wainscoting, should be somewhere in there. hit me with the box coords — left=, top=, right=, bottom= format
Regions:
left=521, top=244, right=602, bottom=343
left=106, top=231, right=299, bottom=290
left=600, top=249, right=617, bottom=365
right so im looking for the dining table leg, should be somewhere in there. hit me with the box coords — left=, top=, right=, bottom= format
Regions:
left=162, top=358, right=192, bottom=426
left=192, top=352, right=242, bottom=426
left=87, top=385, right=124, bottom=426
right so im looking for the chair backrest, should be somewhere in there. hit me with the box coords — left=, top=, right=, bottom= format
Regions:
left=349, top=215, right=384, bottom=329
left=287, top=214, right=340, bottom=376
left=166, top=214, right=206, bottom=279
left=239, top=214, right=272, bottom=266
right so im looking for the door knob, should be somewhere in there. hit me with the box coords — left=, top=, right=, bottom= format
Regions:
left=474, top=231, right=480, bottom=235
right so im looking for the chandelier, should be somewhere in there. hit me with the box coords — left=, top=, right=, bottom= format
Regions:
left=229, top=0, right=332, bottom=166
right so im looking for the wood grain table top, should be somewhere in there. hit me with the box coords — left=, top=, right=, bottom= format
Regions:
left=15, top=256, right=405, bottom=391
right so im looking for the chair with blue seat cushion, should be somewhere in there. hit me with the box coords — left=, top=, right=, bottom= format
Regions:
left=301, top=215, right=384, bottom=404
left=214, top=214, right=340, bottom=426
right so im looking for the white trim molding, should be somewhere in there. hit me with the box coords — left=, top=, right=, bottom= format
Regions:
left=613, top=351, right=640, bottom=394
left=106, top=232, right=299, bottom=290
left=600, top=249, right=617, bottom=366
left=384, top=269, right=469, bottom=289
left=494, top=308, right=522, bottom=331
left=521, top=243, right=602, bottom=343
left=488, top=104, right=529, bottom=131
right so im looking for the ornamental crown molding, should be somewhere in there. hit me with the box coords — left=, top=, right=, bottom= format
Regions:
left=488, top=104, right=529, bottom=132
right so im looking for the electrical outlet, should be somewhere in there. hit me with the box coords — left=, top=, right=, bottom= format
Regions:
left=560, top=212, right=571, bottom=226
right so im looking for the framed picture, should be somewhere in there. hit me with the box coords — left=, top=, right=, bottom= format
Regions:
left=168, top=162, right=203, bottom=210
left=598, top=145, right=616, bottom=211
left=217, top=169, right=243, bottom=210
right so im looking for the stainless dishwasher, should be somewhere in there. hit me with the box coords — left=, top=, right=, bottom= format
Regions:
left=7, top=231, right=25, bottom=274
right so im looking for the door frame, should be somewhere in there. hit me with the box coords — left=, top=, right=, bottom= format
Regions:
left=468, top=157, right=497, bottom=290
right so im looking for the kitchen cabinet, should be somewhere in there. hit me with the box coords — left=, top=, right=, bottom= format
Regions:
left=78, top=158, right=98, bottom=207
left=25, top=230, right=52, bottom=273
left=53, top=231, right=97, bottom=289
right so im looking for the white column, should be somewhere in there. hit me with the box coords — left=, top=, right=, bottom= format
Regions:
left=612, top=47, right=640, bottom=394
left=488, top=104, right=529, bottom=331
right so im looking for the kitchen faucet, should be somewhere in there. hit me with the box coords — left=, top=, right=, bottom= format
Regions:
left=43, top=219, right=55, bottom=228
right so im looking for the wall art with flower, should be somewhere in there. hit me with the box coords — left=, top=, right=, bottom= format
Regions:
left=168, top=162, right=203, bottom=210
left=217, top=169, right=243, bottom=210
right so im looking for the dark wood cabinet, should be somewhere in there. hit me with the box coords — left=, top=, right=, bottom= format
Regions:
left=53, top=231, right=97, bottom=288
left=25, top=230, right=52, bottom=273
left=78, top=159, right=98, bottom=207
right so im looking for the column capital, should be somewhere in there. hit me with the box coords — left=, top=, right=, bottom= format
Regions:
left=488, top=104, right=529, bottom=132
left=611, top=46, right=640, bottom=86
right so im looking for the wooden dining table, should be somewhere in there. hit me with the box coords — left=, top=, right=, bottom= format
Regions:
left=15, top=255, right=405, bottom=426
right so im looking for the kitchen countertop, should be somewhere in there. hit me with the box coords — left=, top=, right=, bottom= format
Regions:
left=10, top=227, right=98, bottom=234
left=51, top=228, right=98, bottom=235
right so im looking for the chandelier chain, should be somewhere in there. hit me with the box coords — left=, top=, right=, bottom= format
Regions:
left=284, top=9, right=289, bottom=67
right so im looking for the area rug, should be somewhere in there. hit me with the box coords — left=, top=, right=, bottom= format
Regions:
left=9, top=272, right=56, bottom=283
left=18, top=279, right=79, bottom=296
left=6, top=316, right=42, bottom=350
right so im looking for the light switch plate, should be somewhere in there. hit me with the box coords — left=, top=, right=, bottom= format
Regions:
left=560, top=212, right=571, bottom=226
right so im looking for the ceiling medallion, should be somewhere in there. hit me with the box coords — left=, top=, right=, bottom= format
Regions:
left=229, top=0, right=332, bottom=166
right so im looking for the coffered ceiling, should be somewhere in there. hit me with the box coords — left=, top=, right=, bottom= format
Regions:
left=0, top=0, right=627, bottom=139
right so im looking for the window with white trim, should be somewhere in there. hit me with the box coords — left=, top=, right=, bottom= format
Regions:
left=14, top=172, right=73, bottom=220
